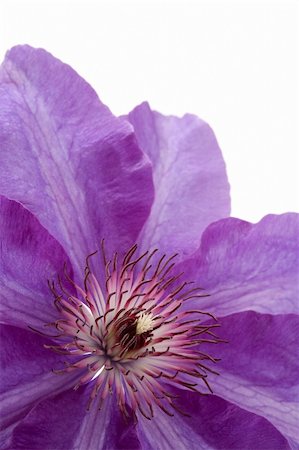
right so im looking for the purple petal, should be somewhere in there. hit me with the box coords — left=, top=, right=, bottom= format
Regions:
left=177, top=392, right=289, bottom=450
left=9, top=389, right=140, bottom=450
left=136, top=410, right=213, bottom=450
left=0, top=325, right=80, bottom=439
left=0, top=196, right=70, bottom=328
left=5, top=388, right=90, bottom=450
left=137, top=394, right=289, bottom=450
left=73, top=395, right=140, bottom=450
left=180, top=214, right=299, bottom=316
left=1, top=325, right=140, bottom=449
left=127, top=102, right=230, bottom=259
left=1, top=338, right=80, bottom=434
left=7, top=390, right=140, bottom=450
left=0, top=324, right=66, bottom=444
left=0, top=45, right=154, bottom=278
left=0, top=325, right=63, bottom=395
left=205, top=312, right=299, bottom=447
left=0, top=371, right=81, bottom=441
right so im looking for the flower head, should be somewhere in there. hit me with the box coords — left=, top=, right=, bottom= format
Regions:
left=42, top=243, right=221, bottom=421
left=0, top=46, right=298, bottom=450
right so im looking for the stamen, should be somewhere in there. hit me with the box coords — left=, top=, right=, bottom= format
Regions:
left=136, top=313, right=154, bottom=335
left=40, top=244, right=221, bottom=421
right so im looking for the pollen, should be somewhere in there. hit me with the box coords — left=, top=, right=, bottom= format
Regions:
left=36, top=241, right=222, bottom=421
left=136, top=313, right=154, bottom=335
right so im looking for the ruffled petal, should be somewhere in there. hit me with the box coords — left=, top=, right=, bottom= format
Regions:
left=0, top=196, right=70, bottom=328
left=206, top=312, right=299, bottom=448
left=0, top=45, right=154, bottom=277
left=127, top=102, right=230, bottom=259
left=179, top=214, right=299, bottom=316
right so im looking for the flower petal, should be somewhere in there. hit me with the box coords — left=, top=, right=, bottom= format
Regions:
left=73, top=394, right=140, bottom=450
left=206, top=312, right=299, bottom=447
left=5, top=388, right=89, bottom=450
left=0, top=358, right=81, bottom=433
left=127, top=102, right=230, bottom=259
left=176, top=392, right=290, bottom=450
left=137, top=394, right=289, bottom=450
left=6, top=390, right=140, bottom=450
left=0, top=372, right=82, bottom=448
left=0, top=325, right=63, bottom=395
left=0, top=45, right=154, bottom=277
left=0, top=196, right=70, bottom=328
left=0, top=324, right=66, bottom=446
left=1, top=325, right=140, bottom=449
left=0, top=325, right=80, bottom=441
left=136, top=410, right=213, bottom=450
left=179, top=214, right=299, bottom=316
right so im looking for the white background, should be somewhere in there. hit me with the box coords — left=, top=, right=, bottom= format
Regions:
left=1, top=0, right=298, bottom=222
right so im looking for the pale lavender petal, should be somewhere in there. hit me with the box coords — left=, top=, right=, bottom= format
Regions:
left=0, top=196, right=70, bottom=328
left=179, top=213, right=299, bottom=316
left=288, top=439, right=299, bottom=450
left=73, top=395, right=140, bottom=450
left=205, top=312, right=299, bottom=448
left=127, top=102, right=230, bottom=259
left=71, top=393, right=114, bottom=450
left=0, top=46, right=154, bottom=278
left=136, top=410, right=212, bottom=450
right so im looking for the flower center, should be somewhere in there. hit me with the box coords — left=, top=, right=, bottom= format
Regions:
left=110, top=311, right=153, bottom=354
left=136, top=313, right=154, bottom=335
left=113, top=312, right=154, bottom=354
left=38, top=242, right=221, bottom=420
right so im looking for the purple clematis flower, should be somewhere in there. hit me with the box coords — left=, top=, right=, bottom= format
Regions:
left=0, top=45, right=298, bottom=450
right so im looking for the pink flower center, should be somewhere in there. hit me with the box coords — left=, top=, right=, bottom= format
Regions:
left=42, top=242, right=221, bottom=420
